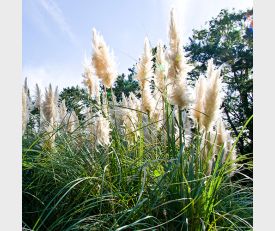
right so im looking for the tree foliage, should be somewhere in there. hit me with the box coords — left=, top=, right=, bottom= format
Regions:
left=185, top=9, right=253, bottom=156
left=59, top=86, right=90, bottom=121
left=111, top=66, right=140, bottom=101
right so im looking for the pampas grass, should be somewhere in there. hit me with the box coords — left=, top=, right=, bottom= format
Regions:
left=22, top=87, right=28, bottom=134
left=167, top=9, right=193, bottom=110
left=34, top=83, right=41, bottom=110
left=192, top=76, right=207, bottom=129
left=40, top=84, right=59, bottom=149
left=42, top=84, right=58, bottom=125
left=202, top=61, right=222, bottom=131
left=92, top=28, right=118, bottom=89
left=136, top=37, right=153, bottom=90
left=94, top=112, right=111, bottom=146
left=58, top=100, right=67, bottom=124
left=82, top=63, right=95, bottom=97
left=155, top=41, right=168, bottom=95
left=137, top=38, right=156, bottom=117
left=216, top=118, right=227, bottom=149
left=22, top=8, right=252, bottom=231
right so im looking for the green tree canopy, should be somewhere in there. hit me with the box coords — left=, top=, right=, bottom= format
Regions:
left=111, top=66, right=140, bottom=101
left=185, top=9, right=253, bottom=156
left=59, top=86, right=90, bottom=121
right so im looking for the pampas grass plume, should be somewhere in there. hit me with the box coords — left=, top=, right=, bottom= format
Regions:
left=170, top=79, right=193, bottom=109
left=202, top=63, right=222, bottom=131
left=34, top=83, right=41, bottom=110
left=216, top=118, right=227, bottom=149
left=137, top=37, right=153, bottom=90
left=42, top=84, right=58, bottom=127
left=141, top=84, right=156, bottom=116
left=58, top=100, right=67, bottom=123
left=22, top=87, right=28, bottom=134
left=155, top=41, right=168, bottom=94
left=193, top=76, right=207, bottom=128
left=83, top=64, right=94, bottom=97
left=92, top=28, right=117, bottom=88
left=95, top=113, right=111, bottom=146
left=167, top=9, right=193, bottom=109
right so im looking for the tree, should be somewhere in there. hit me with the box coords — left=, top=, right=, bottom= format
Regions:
left=184, top=9, right=253, bottom=157
left=59, top=86, right=90, bottom=121
left=111, top=66, right=140, bottom=101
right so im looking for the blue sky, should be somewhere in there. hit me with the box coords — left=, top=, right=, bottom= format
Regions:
left=23, top=0, right=253, bottom=91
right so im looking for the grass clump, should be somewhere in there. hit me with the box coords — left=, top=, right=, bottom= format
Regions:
left=22, top=8, right=253, bottom=231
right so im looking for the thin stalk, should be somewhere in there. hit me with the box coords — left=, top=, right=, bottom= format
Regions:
left=178, top=107, right=183, bottom=149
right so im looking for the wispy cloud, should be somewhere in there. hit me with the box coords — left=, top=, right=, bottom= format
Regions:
left=38, top=0, right=78, bottom=46
left=22, top=65, right=82, bottom=91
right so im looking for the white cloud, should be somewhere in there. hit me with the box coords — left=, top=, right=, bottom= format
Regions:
left=22, top=65, right=82, bottom=93
left=38, top=0, right=78, bottom=46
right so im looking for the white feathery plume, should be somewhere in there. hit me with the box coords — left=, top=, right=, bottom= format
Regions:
left=151, top=109, right=163, bottom=130
left=167, top=9, right=192, bottom=80
left=192, top=76, right=207, bottom=129
left=41, top=84, right=58, bottom=149
left=155, top=41, right=168, bottom=94
left=54, top=86, right=60, bottom=121
left=200, top=129, right=216, bottom=175
left=170, top=79, right=194, bottom=110
left=82, top=62, right=94, bottom=96
left=22, top=87, right=29, bottom=135
left=58, top=100, right=68, bottom=124
left=94, top=113, right=111, bottom=146
left=168, top=9, right=180, bottom=55
left=167, top=8, right=193, bottom=109
left=92, top=28, right=118, bottom=88
left=128, top=93, right=142, bottom=138
left=94, top=80, right=101, bottom=104
left=82, top=55, right=99, bottom=99
left=44, top=118, right=56, bottom=148
left=141, top=84, right=156, bottom=116
left=42, top=84, right=57, bottom=125
left=202, top=63, right=222, bottom=132
left=121, top=92, right=128, bottom=108
left=150, top=90, right=163, bottom=130
left=111, top=91, right=117, bottom=105
left=136, top=38, right=156, bottom=116
left=216, top=118, right=227, bottom=150
left=24, top=77, right=30, bottom=99
left=136, top=37, right=153, bottom=90
left=223, top=132, right=237, bottom=166
left=120, top=94, right=139, bottom=141
left=34, top=83, right=41, bottom=110
left=129, top=92, right=141, bottom=111
left=153, top=41, right=167, bottom=125
left=54, top=86, right=59, bottom=106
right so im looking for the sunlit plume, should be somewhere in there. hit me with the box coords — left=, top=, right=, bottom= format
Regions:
left=92, top=28, right=118, bottom=88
